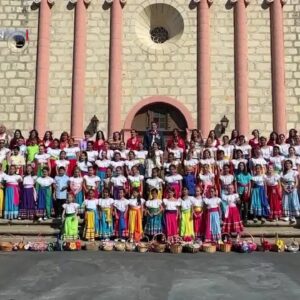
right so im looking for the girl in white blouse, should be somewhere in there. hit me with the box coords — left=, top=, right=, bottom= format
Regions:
left=98, top=188, right=114, bottom=239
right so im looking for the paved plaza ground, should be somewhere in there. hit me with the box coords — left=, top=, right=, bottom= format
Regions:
left=0, top=251, right=300, bottom=300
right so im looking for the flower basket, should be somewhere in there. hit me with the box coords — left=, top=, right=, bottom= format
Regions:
left=202, top=242, right=217, bottom=253
left=125, top=239, right=136, bottom=252
left=30, top=234, right=49, bottom=252
left=86, top=241, right=100, bottom=251
left=219, top=233, right=232, bottom=253
left=137, top=236, right=150, bottom=253
left=286, top=238, right=299, bottom=253
left=114, top=239, right=126, bottom=252
left=151, top=233, right=167, bottom=253
left=271, top=233, right=285, bottom=252
left=257, top=234, right=272, bottom=252
left=233, top=232, right=257, bottom=253
left=183, top=241, right=201, bottom=253
left=168, top=236, right=183, bottom=254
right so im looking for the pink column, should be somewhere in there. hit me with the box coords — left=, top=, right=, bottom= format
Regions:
left=267, top=0, right=286, bottom=134
left=71, top=0, right=90, bottom=139
left=107, top=0, right=125, bottom=138
left=231, top=0, right=249, bottom=135
left=34, top=0, right=54, bottom=134
left=194, top=0, right=213, bottom=137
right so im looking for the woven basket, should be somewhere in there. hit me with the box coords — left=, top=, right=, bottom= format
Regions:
left=151, top=233, right=167, bottom=253
left=233, top=232, right=257, bottom=253
left=137, top=236, right=150, bottom=253
left=86, top=242, right=100, bottom=251
left=114, top=240, right=126, bottom=252
left=0, top=241, right=13, bottom=252
left=183, top=243, right=201, bottom=253
left=125, top=239, right=136, bottom=252
left=30, top=234, right=48, bottom=252
left=286, top=238, right=299, bottom=253
left=202, top=243, right=217, bottom=253
left=169, top=243, right=183, bottom=254
left=271, top=233, right=285, bottom=252
left=219, top=233, right=232, bottom=253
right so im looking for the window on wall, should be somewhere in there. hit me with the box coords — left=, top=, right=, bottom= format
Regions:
left=152, top=112, right=168, bottom=130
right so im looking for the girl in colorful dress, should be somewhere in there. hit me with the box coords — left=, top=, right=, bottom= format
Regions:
left=199, top=164, right=215, bottom=197
left=179, top=187, right=195, bottom=240
left=77, top=151, right=92, bottom=176
left=235, top=162, right=252, bottom=224
left=55, top=150, right=70, bottom=175
left=186, top=140, right=201, bottom=160
left=19, top=164, right=37, bottom=220
left=144, top=149, right=161, bottom=179
left=34, top=145, right=50, bottom=177
left=144, top=188, right=163, bottom=237
left=62, top=193, right=80, bottom=240
left=250, top=164, right=270, bottom=223
left=192, top=186, right=205, bottom=240
left=26, top=139, right=39, bottom=164
left=82, top=189, right=100, bottom=241
left=124, top=151, right=139, bottom=176
left=203, top=187, right=222, bottom=242
left=134, top=142, right=148, bottom=175
left=229, top=129, right=239, bottom=145
left=69, top=167, right=84, bottom=215
left=231, top=149, right=248, bottom=174
left=264, top=164, right=282, bottom=221
left=104, top=167, right=113, bottom=195
left=203, top=137, right=218, bottom=158
left=249, top=147, right=267, bottom=174
left=113, top=188, right=129, bottom=238
left=111, top=166, right=127, bottom=199
left=281, top=160, right=300, bottom=224
left=95, top=150, right=111, bottom=194
left=47, top=139, right=61, bottom=177
left=110, top=152, right=125, bottom=174
left=0, top=163, right=4, bottom=217
left=219, top=164, right=235, bottom=218
left=59, top=131, right=69, bottom=150
left=183, top=167, right=197, bottom=196
left=183, top=151, right=199, bottom=175
left=168, top=139, right=184, bottom=162
left=116, top=141, right=129, bottom=160
left=94, top=130, right=106, bottom=151
left=249, top=129, right=260, bottom=149
left=259, top=136, right=273, bottom=162
left=235, top=135, right=251, bottom=159
left=9, top=146, right=25, bottom=176
left=218, top=135, right=234, bottom=160
left=36, top=167, right=54, bottom=221
left=277, top=134, right=290, bottom=157
left=42, top=131, right=53, bottom=148
left=128, top=188, right=145, bottom=242
left=267, top=131, right=278, bottom=146
left=86, top=141, right=98, bottom=164
left=200, top=149, right=215, bottom=173
left=128, top=165, right=144, bottom=195
left=152, top=142, right=164, bottom=169
left=163, top=188, right=181, bottom=239
left=284, top=146, right=299, bottom=171
left=208, top=130, right=221, bottom=148
left=269, top=146, right=285, bottom=174
left=64, top=137, right=80, bottom=176
left=98, top=188, right=114, bottom=239
left=222, top=185, right=243, bottom=235
left=3, top=165, right=22, bottom=219
left=83, top=166, right=100, bottom=198
left=145, top=167, right=164, bottom=199
left=164, top=164, right=183, bottom=198
left=163, top=152, right=179, bottom=176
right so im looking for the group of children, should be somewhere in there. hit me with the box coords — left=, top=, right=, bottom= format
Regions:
left=0, top=128, right=299, bottom=243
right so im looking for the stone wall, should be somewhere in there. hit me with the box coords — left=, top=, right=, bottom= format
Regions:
left=0, top=0, right=298, bottom=137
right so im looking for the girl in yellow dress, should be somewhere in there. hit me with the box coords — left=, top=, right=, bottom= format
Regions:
left=128, top=188, right=145, bottom=242
left=179, top=187, right=194, bottom=240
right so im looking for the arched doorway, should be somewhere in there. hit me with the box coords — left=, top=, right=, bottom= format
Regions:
left=132, top=102, right=187, bottom=137
left=123, top=96, right=196, bottom=140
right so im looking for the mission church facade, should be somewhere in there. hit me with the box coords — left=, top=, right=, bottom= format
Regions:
left=0, top=0, right=299, bottom=139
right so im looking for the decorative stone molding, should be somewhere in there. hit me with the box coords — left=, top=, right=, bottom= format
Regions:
left=31, top=0, right=55, bottom=5
left=68, top=0, right=91, bottom=4
left=192, top=0, right=213, bottom=4
left=265, top=0, right=286, bottom=5
left=229, top=0, right=250, bottom=6
left=105, top=0, right=127, bottom=4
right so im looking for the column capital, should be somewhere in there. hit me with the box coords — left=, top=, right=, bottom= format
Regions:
left=192, top=0, right=213, bottom=5
left=229, top=0, right=250, bottom=6
left=264, top=0, right=286, bottom=6
left=68, top=0, right=91, bottom=5
left=32, top=0, right=55, bottom=5
left=105, top=0, right=127, bottom=4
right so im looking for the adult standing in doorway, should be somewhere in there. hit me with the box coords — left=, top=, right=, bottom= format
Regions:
left=143, top=122, right=164, bottom=150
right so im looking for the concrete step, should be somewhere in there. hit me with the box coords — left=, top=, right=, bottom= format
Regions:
left=0, top=225, right=60, bottom=236
left=245, top=220, right=299, bottom=228
left=243, top=227, right=300, bottom=238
